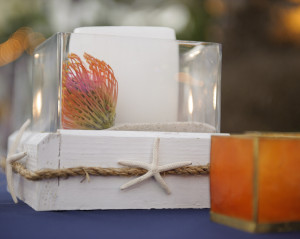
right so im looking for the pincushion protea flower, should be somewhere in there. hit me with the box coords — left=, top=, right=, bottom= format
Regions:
left=62, top=52, right=118, bottom=130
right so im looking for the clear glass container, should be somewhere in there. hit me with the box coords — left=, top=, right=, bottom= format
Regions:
left=32, top=33, right=221, bottom=133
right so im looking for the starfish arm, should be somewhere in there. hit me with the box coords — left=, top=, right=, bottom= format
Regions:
left=7, top=152, right=27, bottom=163
left=158, top=161, right=192, bottom=172
left=154, top=173, right=171, bottom=194
left=7, top=119, right=30, bottom=157
left=120, top=171, right=153, bottom=190
left=118, top=160, right=151, bottom=170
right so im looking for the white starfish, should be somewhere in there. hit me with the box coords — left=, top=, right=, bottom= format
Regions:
left=118, top=138, right=192, bottom=194
left=6, top=119, right=30, bottom=203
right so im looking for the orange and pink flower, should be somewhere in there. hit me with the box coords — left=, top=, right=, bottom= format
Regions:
left=62, top=52, right=118, bottom=129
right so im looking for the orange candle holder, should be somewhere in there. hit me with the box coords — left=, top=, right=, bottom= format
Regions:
left=210, top=134, right=300, bottom=233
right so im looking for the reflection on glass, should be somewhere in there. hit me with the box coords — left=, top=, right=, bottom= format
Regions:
left=33, top=90, right=42, bottom=119
left=213, top=83, right=217, bottom=110
left=188, top=89, right=193, bottom=120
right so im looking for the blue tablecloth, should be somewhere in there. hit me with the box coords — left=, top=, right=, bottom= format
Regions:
left=0, top=173, right=299, bottom=239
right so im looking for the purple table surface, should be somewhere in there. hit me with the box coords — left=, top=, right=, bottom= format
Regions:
left=0, top=173, right=299, bottom=239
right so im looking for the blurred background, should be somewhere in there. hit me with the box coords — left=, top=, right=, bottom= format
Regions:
left=0, top=0, right=300, bottom=155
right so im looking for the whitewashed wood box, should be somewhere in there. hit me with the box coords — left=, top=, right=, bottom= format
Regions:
left=8, top=130, right=222, bottom=211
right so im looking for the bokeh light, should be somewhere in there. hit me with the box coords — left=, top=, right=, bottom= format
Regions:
left=0, top=27, right=45, bottom=66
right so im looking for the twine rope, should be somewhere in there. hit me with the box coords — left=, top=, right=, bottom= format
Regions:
left=0, top=159, right=209, bottom=181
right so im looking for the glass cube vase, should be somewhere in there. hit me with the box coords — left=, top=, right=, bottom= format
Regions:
left=31, top=32, right=221, bottom=132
